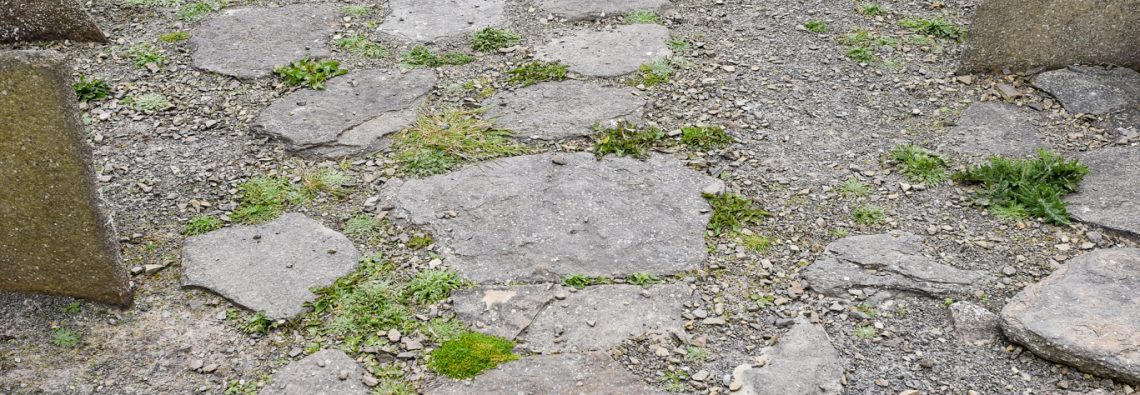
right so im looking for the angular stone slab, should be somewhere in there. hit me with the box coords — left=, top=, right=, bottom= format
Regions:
left=0, top=50, right=130, bottom=306
left=451, top=285, right=555, bottom=341
left=181, top=213, right=360, bottom=319
left=950, top=301, right=1002, bottom=346
left=427, top=352, right=664, bottom=394
left=190, top=4, right=337, bottom=79
left=484, top=80, right=647, bottom=140
left=536, top=25, right=672, bottom=77
left=1032, top=66, right=1140, bottom=115
left=253, top=69, right=436, bottom=158
left=960, top=1, right=1140, bottom=73
left=802, top=232, right=989, bottom=297
left=0, top=0, right=105, bottom=43
left=381, top=153, right=720, bottom=283
left=730, top=318, right=845, bottom=395
left=378, top=0, right=505, bottom=42
left=937, top=102, right=1047, bottom=158
left=538, top=0, right=672, bottom=21
left=1001, top=248, right=1140, bottom=385
left=262, top=349, right=370, bottom=395
left=1066, top=146, right=1140, bottom=236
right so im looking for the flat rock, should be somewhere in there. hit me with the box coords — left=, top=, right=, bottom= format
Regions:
left=1001, top=248, right=1140, bottom=385
left=538, top=0, right=671, bottom=21
left=937, top=102, right=1047, bottom=158
left=1032, top=66, right=1140, bottom=115
left=536, top=25, right=672, bottom=77
left=190, top=4, right=337, bottom=79
left=181, top=213, right=361, bottom=319
left=381, top=153, right=719, bottom=283
left=427, top=352, right=664, bottom=394
left=378, top=0, right=505, bottom=42
left=484, top=81, right=647, bottom=140
left=950, top=302, right=1001, bottom=346
left=450, top=285, right=555, bottom=341
left=731, top=318, right=845, bottom=395
left=253, top=69, right=436, bottom=158
left=1066, top=146, right=1140, bottom=236
left=802, top=232, right=989, bottom=297
left=262, top=349, right=369, bottom=395
left=0, top=0, right=105, bottom=43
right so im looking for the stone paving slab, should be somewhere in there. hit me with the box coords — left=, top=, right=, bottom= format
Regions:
left=262, top=349, right=370, bottom=395
left=484, top=80, right=647, bottom=140
left=181, top=213, right=360, bottom=319
left=378, top=0, right=505, bottom=42
left=937, top=102, right=1047, bottom=159
left=0, top=0, right=105, bottom=43
left=536, top=25, right=672, bottom=77
left=538, top=0, right=672, bottom=21
left=190, top=4, right=337, bottom=79
left=1066, top=146, right=1140, bottom=237
left=730, top=318, right=845, bottom=395
left=427, top=352, right=665, bottom=394
left=381, top=152, right=720, bottom=283
left=1032, top=66, right=1140, bottom=115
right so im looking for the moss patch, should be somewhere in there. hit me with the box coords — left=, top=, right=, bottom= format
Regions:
left=428, top=332, right=519, bottom=379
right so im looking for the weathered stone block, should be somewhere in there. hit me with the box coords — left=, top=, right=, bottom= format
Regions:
left=960, top=0, right=1140, bottom=73
left=0, top=50, right=131, bottom=306
left=0, top=0, right=106, bottom=43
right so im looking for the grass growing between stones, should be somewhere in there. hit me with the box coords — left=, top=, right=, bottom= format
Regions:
left=176, top=0, right=225, bottom=21
left=853, top=325, right=877, bottom=339
left=401, top=46, right=474, bottom=68
left=183, top=215, right=222, bottom=235
left=159, top=31, right=190, bottom=43
left=506, top=61, right=568, bottom=87
left=126, top=43, right=165, bottom=68
left=427, top=332, right=519, bottom=379
left=404, top=270, right=464, bottom=305
left=624, top=10, right=662, bottom=24
left=470, top=28, right=521, bottom=52
left=839, top=179, right=871, bottom=198
left=343, top=214, right=383, bottom=240
left=73, top=76, right=110, bottom=102
left=50, top=328, right=81, bottom=348
left=593, top=122, right=665, bottom=159
left=738, top=233, right=773, bottom=253
left=680, top=125, right=732, bottom=150
left=705, top=193, right=770, bottom=235
left=853, top=205, right=886, bottom=225
left=274, top=58, right=347, bottom=90
left=953, top=150, right=1088, bottom=225
left=128, top=93, right=171, bottom=113
left=889, top=144, right=948, bottom=184
left=123, top=0, right=182, bottom=7
left=898, top=17, right=966, bottom=41
left=562, top=274, right=613, bottom=289
left=342, top=4, right=372, bottom=17
left=336, top=35, right=388, bottom=58
left=627, top=272, right=661, bottom=287
left=804, top=20, right=827, bottom=33
left=858, top=3, right=885, bottom=16
left=231, top=176, right=309, bottom=224
left=305, top=255, right=417, bottom=351
left=391, top=108, right=526, bottom=177
left=629, top=59, right=674, bottom=87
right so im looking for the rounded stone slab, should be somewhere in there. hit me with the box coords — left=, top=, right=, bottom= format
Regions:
left=483, top=80, right=647, bottom=140
left=253, top=69, right=436, bottom=158
left=381, top=152, right=721, bottom=283
left=1032, top=66, right=1140, bottom=115
left=936, top=102, right=1048, bottom=159
left=538, top=0, right=671, bottom=21
left=536, top=25, right=672, bottom=77
left=427, top=352, right=665, bottom=395
left=1000, top=248, right=1140, bottom=385
left=378, top=0, right=506, bottom=42
left=190, top=4, right=337, bottom=79
left=262, top=349, right=369, bottom=395
left=181, top=213, right=361, bottom=320
left=1066, top=146, right=1140, bottom=236
left=730, top=318, right=845, bottom=395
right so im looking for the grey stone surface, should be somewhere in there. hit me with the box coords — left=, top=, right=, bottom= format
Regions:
left=1032, top=66, right=1140, bottom=115
left=0, top=50, right=130, bottom=306
left=1066, top=146, right=1140, bottom=236
left=1001, top=248, right=1140, bottom=385
left=451, top=285, right=554, bottom=341
left=262, top=349, right=369, bottom=395
left=381, top=152, right=720, bottom=283
left=538, top=0, right=672, bottom=21
left=937, top=102, right=1047, bottom=158
left=378, top=0, right=505, bottom=42
left=731, top=318, right=845, bottom=395
left=427, top=352, right=664, bottom=395
left=190, top=4, right=337, bottom=79
left=536, top=25, right=672, bottom=77
left=0, top=0, right=105, bottom=43
left=950, top=302, right=1001, bottom=346
left=803, top=232, right=989, bottom=297
left=959, top=0, right=1140, bottom=73
left=484, top=80, right=647, bottom=140
left=181, top=213, right=360, bottom=319
left=253, top=69, right=436, bottom=158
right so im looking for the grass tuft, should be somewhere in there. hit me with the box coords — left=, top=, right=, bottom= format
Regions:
left=889, top=144, right=948, bottom=184
left=342, top=4, right=372, bottom=17
left=804, top=20, right=828, bottom=33
left=953, top=150, right=1088, bottom=224
left=705, top=193, right=770, bottom=235
left=593, top=122, right=665, bottom=159
left=680, top=125, right=732, bottom=150
left=51, top=328, right=80, bottom=348
left=123, top=0, right=182, bottom=7
left=183, top=215, right=223, bottom=235
left=274, top=58, right=347, bottom=90
left=74, top=76, right=110, bottom=102
left=336, top=35, right=388, bottom=58
left=343, top=214, right=382, bottom=239
left=392, top=108, right=526, bottom=177
left=631, top=59, right=674, bottom=87
left=667, top=38, right=690, bottom=52
left=626, top=272, right=661, bottom=287
left=175, top=0, right=225, bottom=21
left=127, top=43, right=165, bottom=68
left=839, top=179, right=871, bottom=198
left=852, top=205, right=886, bottom=225
left=859, top=3, right=885, bottom=16
left=470, top=28, right=521, bottom=52
left=507, top=61, right=568, bottom=87
left=899, top=17, right=966, bottom=41
left=562, top=274, right=612, bottom=289
left=231, top=176, right=308, bottom=224
left=131, top=93, right=171, bottom=113
left=159, top=31, right=190, bottom=43
left=624, top=10, right=662, bottom=24
left=854, top=325, right=877, bottom=339
left=738, top=233, right=773, bottom=253
left=401, top=46, right=474, bottom=68
left=307, top=255, right=417, bottom=352
left=404, top=270, right=464, bottom=305
left=428, top=332, right=519, bottom=379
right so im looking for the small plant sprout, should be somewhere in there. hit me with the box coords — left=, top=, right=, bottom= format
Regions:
left=183, top=215, right=222, bottom=235
left=592, top=122, right=666, bottom=159
left=240, top=312, right=276, bottom=335
left=626, top=272, right=661, bottom=287
left=685, top=346, right=709, bottom=362
left=470, top=28, right=521, bottom=52
left=51, top=328, right=81, bottom=348
left=804, top=20, right=827, bottom=33
left=846, top=46, right=874, bottom=62
left=705, top=192, right=770, bottom=235
left=73, top=76, right=110, bottom=102
left=839, top=179, right=871, bottom=198
left=859, top=3, right=885, bottom=16
left=401, top=46, right=474, bottom=68
left=751, top=293, right=775, bottom=309
left=132, top=93, right=171, bottom=113
left=667, top=38, right=690, bottom=52
left=738, top=233, right=773, bottom=253
left=680, top=125, right=733, bottom=150
left=633, top=59, right=674, bottom=87
left=274, top=58, right=347, bottom=90
left=428, top=332, right=519, bottom=379
left=127, top=43, right=165, bottom=68
left=899, top=17, right=966, bottom=41
left=624, top=10, right=662, bottom=24
left=854, top=325, right=877, bottom=339
left=852, top=205, right=886, bottom=226
left=159, top=31, right=190, bottom=43
left=336, top=35, right=388, bottom=58
left=506, top=61, right=568, bottom=87
left=407, top=234, right=434, bottom=249
left=342, top=4, right=372, bottom=17
left=889, top=144, right=949, bottom=184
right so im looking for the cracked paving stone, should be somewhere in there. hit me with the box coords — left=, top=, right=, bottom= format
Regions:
left=537, top=0, right=672, bottom=21
left=1066, top=146, right=1140, bottom=237
left=536, top=25, right=672, bottom=77
left=483, top=80, right=647, bottom=140
left=730, top=318, right=845, bottom=395
left=378, top=0, right=505, bottom=42
left=427, top=351, right=665, bottom=394
left=1032, top=66, right=1140, bottom=115
left=190, top=4, right=337, bottom=79
left=936, top=102, right=1048, bottom=159
left=261, top=349, right=369, bottom=395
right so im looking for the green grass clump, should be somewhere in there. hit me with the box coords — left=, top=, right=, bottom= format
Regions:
left=343, top=214, right=382, bottom=239
left=899, top=17, right=966, bottom=41
left=624, top=10, right=662, bottom=24
left=404, top=270, right=464, bottom=305
left=392, top=108, right=526, bottom=177
left=159, top=31, right=190, bottom=42
left=307, top=256, right=416, bottom=350
left=507, top=61, right=568, bottom=87
left=424, top=317, right=466, bottom=343
left=738, top=233, right=773, bottom=253
left=131, top=93, right=171, bottom=113
left=51, top=328, right=80, bottom=348
left=839, top=179, right=871, bottom=198
left=406, top=234, right=434, bottom=249
left=953, top=150, right=1088, bottom=224
left=470, top=28, right=521, bottom=52
left=680, top=125, right=732, bottom=150
left=428, top=332, right=519, bottom=379
left=176, top=0, right=225, bottom=21
left=667, top=38, right=690, bottom=52
left=127, top=43, right=165, bottom=68
left=632, top=59, right=674, bottom=87
left=561, top=274, right=612, bottom=289
left=239, top=312, right=276, bottom=335
left=183, top=215, right=222, bottom=235
left=854, top=325, right=877, bottom=339
left=804, top=20, right=828, bottom=33
left=336, top=35, right=388, bottom=58
left=342, top=4, right=372, bottom=17
left=685, top=346, right=709, bottom=362
left=840, top=29, right=873, bottom=46
left=401, top=46, right=474, bottom=68
left=231, top=176, right=308, bottom=224
left=662, top=370, right=689, bottom=392
left=859, top=3, right=885, bottom=16
left=274, top=58, right=347, bottom=90
left=853, top=205, right=886, bottom=225
left=626, top=272, right=661, bottom=287
left=846, top=46, right=874, bottom=62
left=705, top=193, right=770, bottom=235
left=123, top=0, right=182, bottom=7
left=889, top=144, right=948, bottom=184
left=73, top=76, right=110, bottom=102
left=593, top=122, right=665, bottom=159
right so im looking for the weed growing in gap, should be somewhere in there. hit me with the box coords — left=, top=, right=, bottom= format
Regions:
left=404, top=270, right=463, bottom=305
left=873, top=36, right=899, bottom=49
left=684, top=346, right=709, bottom=362
left=428, top=332, right=519, bottom=379
left=223, top=380, right=257, bottom=395
left=336, top=35, right=388, bottom=58
left=889, top=144, right=948, bottom=184
left=307, top=256, right=416, bottom=351
left=73, top=76, right=110, bottom=102
left=131, top=93, right=171, bottom=113
left=62, top=301, right=83, bottom=314
left=942, top=297, right=955, bottom=307
left=841, top=29, right=873, bottom=46
left=667, top=38, right=690, bottom=52
left=231, top=176, right=308, bottom=224
left=392, top=108, right=525, bottom=177
left=839, top=179, right=871, bottom=198
left=561, top=274, right=612, bottom=289
left=899, top=17, right=966, bottom=41
left=593, top=122, right=666, bottom=159
left=631, top=59, right=674, bottom=86
left=953, top=150, right=1088, bottom=224
left=804, top=20, right=827, bottom=33
left=846, top=47, right=874, bottom=62
left=859, top=3, right=885, bottom=16
left=990, top=204, right=1029, bottom=221
left=831, top=228, right=849, bottom=238
left=183, top=215, right=222, bottom=235
left=51, top=328, right=80, bottom=348
left=275, top=58, right=347, bottom=90
left=299, top=167, right=350, bottom=197
left=176, top=0, right=225, bottom=21
left=751, top=294, right=775, bottom=308
left=406, top=234, right=434, bottom=249
left=624, top=10, right=662, bottom=24
left=705, top=193, right=770, bottom=235
left=680, top=125, right=732, bottom=150
left=342, top=4, right=372, bottom=17
left=853, top=325, right=877, bottom=339
left=424, top=317, right=466, bottom=342
left=627, top=272, right=661, bottom=287
left=401, top=46, right=474, bottom=68
left=855, top=302, right=877, bottom=318
left=470, top=28, right=521, bottom=52
left=738, top=233, right=772, bottom=253
left=662, top=370, right=689, bottom=392
left=343, top=214, right=382, bottom=239
left=239, top=312, right=275, bottom=335
left=852, top=205, right=885, bottom=225
left=123, top=0, right=183, bottom=7
left=127, top=43, right=165, bottom=68
left=159, top=31, right=190, bottom=43
left=507, top=61, right=568, bottom=86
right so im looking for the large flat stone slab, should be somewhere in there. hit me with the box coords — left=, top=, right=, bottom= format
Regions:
left=451, top=285, right=555, bottom=341
left=0, top=50, right=131, bottom=306
left=730, top=318, right=845, bottom=395
left=253, top=69, right=436, bottom=158
left=378, top=0, right=505, bottom=42
left=1032, top=66, right=1140, bottom=115
left=190, top=4, right=337, bottom=79
left=536, top=25, right=672, bottom=77
left=538, top=0, right=672, bottom=21
left=381, top=153, right=720, bottom=283
left=937, top=102, right=1048, bottom=158
left=0, top=0, right=105, bottom=43
left=802, top=232, right=989, bottom=297
left=484, top=81, right=647, bottom=140
left=1001, top=248, right=1140, bottom=385
left=181, top=213, right=360, bottom=319
left=1066, top=146, right=1140, bottom=236
left=427, top=352, right=664, bottom=394
left=262, top=349, right=370, bottom=395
